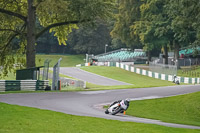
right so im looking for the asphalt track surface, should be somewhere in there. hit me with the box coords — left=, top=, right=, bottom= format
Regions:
left=59, top=67, right=132, bottom=86
left=1, top=85, right=200, bottom=129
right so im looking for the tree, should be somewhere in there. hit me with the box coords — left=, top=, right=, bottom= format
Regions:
left=129, top=0, right=170, bottom=63
left=0, top=0, right=115, bottom=77
left=111, top=0, right=142, bottom=48
left=67, top=19, right=112, bottom=55
left=165, top=0, right=200, bottom=67
left=36, top=31, right=64, bottom=54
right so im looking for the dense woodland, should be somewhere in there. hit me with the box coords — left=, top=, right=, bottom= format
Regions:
left=0, top=0, right=200, bottom=76
left=36, top=0, right=200, bottom=58
left=36, top=19, right=114, bottom=55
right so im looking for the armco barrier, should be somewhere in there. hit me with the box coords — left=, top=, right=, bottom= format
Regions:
left=0, top=80, right=49, bottom=92
left=110, top=62, right=200, bottom=84
left=76, top=61, right=200, bottom=84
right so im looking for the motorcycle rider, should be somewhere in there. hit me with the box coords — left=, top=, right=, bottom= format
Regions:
left=105, top=98, right=130, bottom=114
left=173, top=75, right=180, bottom=84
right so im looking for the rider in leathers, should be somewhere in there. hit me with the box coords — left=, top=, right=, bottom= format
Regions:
left=109, top=99, right=130, bottom=113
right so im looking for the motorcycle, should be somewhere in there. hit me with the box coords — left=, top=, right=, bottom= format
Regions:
left=105, top=99, right=129, bottom=115
left=172, top=75, right=180, bottom=85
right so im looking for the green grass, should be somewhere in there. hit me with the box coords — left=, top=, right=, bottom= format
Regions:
left=81, top=66, right=174, bottom=89
left=126, top=91, right=200, bottom=126
left=86, top=82, right=104, bottom=89
left=36, top=54, right=85, bottom=67
left=85, top=82, right=134, bottom=90
left=0, top=102, right=199, bottom=133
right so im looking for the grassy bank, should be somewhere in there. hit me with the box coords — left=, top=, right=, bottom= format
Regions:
left=126, top=91, right=200, bottom=126
left=178, top=66, right=200, bottom=78
left=0, top=102, right=199, bottom=133
left=36, top=54, right=85, bottom=67
left=81, top=66, right=174, bottom=89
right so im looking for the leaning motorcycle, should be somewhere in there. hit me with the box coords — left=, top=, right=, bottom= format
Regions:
left=105, top=100, right=129, bottom=115
left=172, top=75, right=180, bottom=85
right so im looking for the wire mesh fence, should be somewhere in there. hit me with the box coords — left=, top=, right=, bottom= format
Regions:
left=52, top=58, right=62, bottom=90
left=149, top=62, right=177, bottom=75
left=42, top=59, right=51, bottom=80
left=60, top=77, right=86, bottom=90
left=179, top=58, right=200, bottom=66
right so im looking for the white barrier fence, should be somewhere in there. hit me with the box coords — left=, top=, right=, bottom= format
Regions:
left=114, top=62, right=200, bottom=84
left=0, top=80, right=49, bottom=92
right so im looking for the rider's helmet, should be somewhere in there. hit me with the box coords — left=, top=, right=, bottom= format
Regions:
left=125, top=98, right=130, bottom=103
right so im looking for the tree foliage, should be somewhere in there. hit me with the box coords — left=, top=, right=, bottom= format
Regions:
left=36, top=21, right=113, bottom=55
left=0, top=0, right=115, bottom=77
left=68, top=20, right=112, bottom=54
left=111, top=0, right=142, bottom=48
left=131, top=0, right=172, bottom=63
left=111, top=0, right=200, bottom=65
left=166, top=0, right=200, bottom=46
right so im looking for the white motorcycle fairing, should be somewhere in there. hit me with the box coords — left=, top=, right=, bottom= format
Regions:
left=119, top=100, right=128, bottom=110
left=105, top=100, right=128, bottom=115
left=108, top=103, right=120, bottom=113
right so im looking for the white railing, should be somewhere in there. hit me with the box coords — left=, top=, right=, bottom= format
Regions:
left=0, top=80, right=49, bottom=92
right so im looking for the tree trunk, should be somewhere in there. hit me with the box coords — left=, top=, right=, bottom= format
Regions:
left=164, top=45, right=168, bottom=64
left=174, top=41, right=180, bottom=68
left=26, top=0, right=36, bottom=68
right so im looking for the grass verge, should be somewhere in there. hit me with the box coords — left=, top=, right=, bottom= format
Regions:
left=36, top=54, right=85, bottom=67
left=81, top=66, right=175, bottom=89
left=178, top=66, right=200, bottom=78
left=0, top=102, right=199, bottom=133
left=126, top=91, right=200, bottom=126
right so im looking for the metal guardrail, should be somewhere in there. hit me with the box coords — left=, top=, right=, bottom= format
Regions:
left=0, top=80, right=49, bottom=92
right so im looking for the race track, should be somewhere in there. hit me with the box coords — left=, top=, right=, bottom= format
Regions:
left=59, top=67, right=132, bottom=86
left=0, top=85, right=200, bottom=129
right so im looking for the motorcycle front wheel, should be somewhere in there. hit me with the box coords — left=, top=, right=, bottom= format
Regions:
left=105, top=109, right=109, bottom=114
